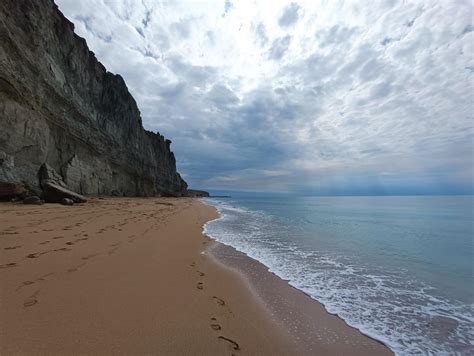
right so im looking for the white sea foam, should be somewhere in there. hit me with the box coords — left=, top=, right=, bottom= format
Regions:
left=201, top=198, right=474, bottom=355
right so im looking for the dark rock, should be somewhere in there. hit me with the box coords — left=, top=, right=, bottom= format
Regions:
left=38, top=163, right=67, bottom=189
left=0, top=0, right=188, bottom=197
left=0, top=182, right=26, bottom=200
left=186, top=189, right=210, bottom=198
left=23, top=196, right=44, bottom=205
left=0, top=151, right=27, bottom=200
left=42, top=182, right=87, bottom=203
left=37, top=163, right=85, bottom=203
left=111, top=189, right=123, bottom=197
left=60, top=198, right=74, bottom=205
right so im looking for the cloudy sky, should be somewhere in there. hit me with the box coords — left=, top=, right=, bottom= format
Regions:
left=56, top=0, right=473, bottom=195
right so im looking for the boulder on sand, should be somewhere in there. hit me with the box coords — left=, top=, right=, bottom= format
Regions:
left=42, top=182, right=87, bottom=204
left=38, top=163, right=68, bottom=189
left=60, top=198, right=74, bottom=206
left=37, top=163, right=87, bottom=203
left=23, top=196, right=44, bottom=205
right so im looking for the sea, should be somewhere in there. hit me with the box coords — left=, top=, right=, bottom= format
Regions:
left=202, top=195, right=474, bottom=355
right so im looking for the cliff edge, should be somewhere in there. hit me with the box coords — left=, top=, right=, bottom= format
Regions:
left=0, top=0, right=188, bottom=197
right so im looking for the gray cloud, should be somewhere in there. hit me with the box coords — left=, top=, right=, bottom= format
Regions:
left=254, top=22, right=268, bottom=46
left=170, top=19, right=191, bottom=39
left=207, top=84, right=239, bottom=107
left=268, top=35, right=291, bottom=60
left=56, top=0, right=474, bottom=194
left=278, top=3, right=301, bottom=27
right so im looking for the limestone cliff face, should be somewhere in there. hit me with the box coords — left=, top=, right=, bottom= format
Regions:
left=0, top=0, right=188, bottom=196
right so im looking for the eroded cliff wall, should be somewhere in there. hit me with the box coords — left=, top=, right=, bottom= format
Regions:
left=0, top=0, right=187, bottom=197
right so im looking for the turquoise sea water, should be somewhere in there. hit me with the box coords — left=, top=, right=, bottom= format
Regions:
left=203, top=196, right=474, bottom=355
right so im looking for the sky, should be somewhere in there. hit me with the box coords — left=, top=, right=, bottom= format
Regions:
left=56, top=0, right=473, bottom=195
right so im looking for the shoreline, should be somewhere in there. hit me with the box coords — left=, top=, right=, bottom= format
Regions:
left=202, top=208, right=392, bottom=355
left=0, top=197, right=391, bottom=354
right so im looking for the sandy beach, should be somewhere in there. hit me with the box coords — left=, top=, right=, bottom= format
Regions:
left=0, top=198, right=391, bottom=355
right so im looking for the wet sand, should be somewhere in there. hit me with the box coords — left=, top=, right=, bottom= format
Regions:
left=0, top=197, right=391, bottom=355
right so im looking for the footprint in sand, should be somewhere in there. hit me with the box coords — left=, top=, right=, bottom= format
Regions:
left=108, top=247, right=120, bottom=256
left=67, top=263, right=86, bottom=273
left=4, top=245, right=21, bottom=250
left=37, top=273, right=54, bottom=281
left=16, top=280, right=34, bottom=291
left=210, top=317, right=222, bottom=331
left=197, top=271, right=205, bottom=277
left=190, top=262, right=196, bottom=267
left=39, top=241, right=50, bottom=245
left=81, top=253, right=99, bottom=260
left=218, top=336, right=240, bottom=351
left=197, top=282, right=204, bottom=290
left=23, top=299, right=38, bottom=307
left=211, top=324, right=222, bottom=331
left=54, top=247, right=71, bottom=252
left=65, top=241, right=74, bottom=246
left=23, top=291, right=39, bottom=308
left=52, top=236, right=64, bottom=239
left=213, top=296, right=226, bottom=306
left=26, top=252, right=43, bottom=259
left=0, top=231, right=18, bottom=235
left=0, top=262, right=18, bottom=269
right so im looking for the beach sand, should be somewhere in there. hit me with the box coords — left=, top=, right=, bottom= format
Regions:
left=0, top=198, right=391, bottom=355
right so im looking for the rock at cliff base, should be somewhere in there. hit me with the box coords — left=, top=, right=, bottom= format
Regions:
left=23, top=196, right=44, bottom=205
left=42, top=182, right=87, bottom=204
left=37, top=163, right=87, bottom=203
left=0, top=182, right=26, bottom=200
left=0, top=151, right=27, bottom=200
left=60, top=198, right=74, bottom=206
left=38, top=163, right=68, bottom=189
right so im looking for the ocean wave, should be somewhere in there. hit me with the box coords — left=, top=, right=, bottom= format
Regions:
left=201, top=198, right=474, bottom=355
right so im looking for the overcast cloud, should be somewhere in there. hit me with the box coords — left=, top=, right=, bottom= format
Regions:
left=56, top=0, right=473, bottom=195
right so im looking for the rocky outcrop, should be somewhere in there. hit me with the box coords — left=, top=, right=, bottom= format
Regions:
left=37, top=163, right=87, bottom=203
left=0, top=0, right=188, bottom=197
left=42, top=182, right=87, bottom=203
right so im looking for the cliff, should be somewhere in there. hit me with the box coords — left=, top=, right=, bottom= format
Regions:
left=0, top=0, right=188, bottom=197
